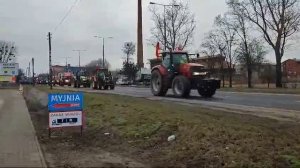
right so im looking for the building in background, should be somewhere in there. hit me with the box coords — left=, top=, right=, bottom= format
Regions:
left=191, top=55, right=234, bottom=79
left=235, top=63, right=276, bottom=84
left=282, top=58, right=300, bottom=82
left=52, top=65, right=83, bottom=76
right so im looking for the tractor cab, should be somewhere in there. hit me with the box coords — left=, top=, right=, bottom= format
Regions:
left=96, top=68, right=112, bottom=80
left=161, top=51, right=189, bottom=70
left=153, top=51, right=206, bottom=78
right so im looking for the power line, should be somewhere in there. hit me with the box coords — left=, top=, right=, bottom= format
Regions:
left=53, top=0, right=81, bottom=32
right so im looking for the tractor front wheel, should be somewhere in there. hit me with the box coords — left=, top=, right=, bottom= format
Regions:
left=198, top=87, right=216, bottom=98
left=92, top=81, right=98, bottom=90
left=151, top=70, right=168, bottom=96
left=172, top=75, right=191, bottom=98
left=98, top=83, right=103, bottom=90
left=73, top=82, right=77, bottom=88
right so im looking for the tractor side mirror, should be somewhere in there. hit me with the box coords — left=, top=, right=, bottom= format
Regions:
left=196, top=53, right=200, bottom=58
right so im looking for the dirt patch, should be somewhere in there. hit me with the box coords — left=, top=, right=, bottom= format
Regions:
left=24, top=86, right=300, bottom=168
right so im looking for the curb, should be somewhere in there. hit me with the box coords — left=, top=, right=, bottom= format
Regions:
left=22, top=89, right=47, bottom=168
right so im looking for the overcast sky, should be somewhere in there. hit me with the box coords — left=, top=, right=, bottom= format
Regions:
left=0, top=0, right=299, bottom=74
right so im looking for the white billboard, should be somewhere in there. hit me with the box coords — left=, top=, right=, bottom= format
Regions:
left=49, top=111, right=82, bottom=128
left=0, top=63, right=19, bottom=76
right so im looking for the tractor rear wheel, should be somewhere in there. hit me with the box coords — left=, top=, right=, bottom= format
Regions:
left=98, top=83, right=103, bottom=90
left=73, top=82, right=77, bottom=88
left=110, top=85, right=115, bottom=90
left=198, top=87, right=216, bottom=98
left=92, top=81, right=97, bottom=90
left=172, top=75, right=191, bottom=98
left=151, top=70, right=168, bottom=96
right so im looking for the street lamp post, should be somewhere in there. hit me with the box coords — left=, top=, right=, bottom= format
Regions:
left=94, top=36, right=113, bottom=68
left=150, top=2, right=179, bottom=51
left=73, top=50, right=86, bottom=67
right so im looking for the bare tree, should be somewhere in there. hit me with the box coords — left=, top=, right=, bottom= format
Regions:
left=228, top=0, right=300, bottom=88
left=259, top=61, right=276, bottom=88
left=201, top=31, right=226, bottom=87
left=236, top=39, right=266, bottom=87
left=149, top=0, right=196, bottom=50
left=214, top=15, right=237, bottom=88
left=122, top=42, right=135, bottom=63
left=227, top=5, right=266, bottom=88
left=0, top=41, right=17, bottom=63
left=121, top=42, right=138, bottom=81
left=201, top=33, right=217, bottom=70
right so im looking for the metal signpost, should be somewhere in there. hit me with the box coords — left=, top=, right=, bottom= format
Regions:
left=47, top=92, right=84, bottom=137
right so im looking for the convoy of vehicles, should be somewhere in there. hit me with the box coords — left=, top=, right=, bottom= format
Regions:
left=32, top=50, right=219, bottom=98
left=150, top=51, right=220, bottom=98
left=36, top=74, right=49, bottom=85
left=92, top=68, right=115, bottom=90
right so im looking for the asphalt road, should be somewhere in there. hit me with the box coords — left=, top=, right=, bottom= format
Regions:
left=57, top=86, right=300, bottom=111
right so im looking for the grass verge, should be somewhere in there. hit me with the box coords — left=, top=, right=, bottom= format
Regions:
left=26, top=86, right=300, bottom=167
left=220, top=87, right=300, bottom=95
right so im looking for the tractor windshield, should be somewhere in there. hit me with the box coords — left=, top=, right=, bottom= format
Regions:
left=172, top=53, right=189, bottom=64
left=77, top=71, right=87, bottom=76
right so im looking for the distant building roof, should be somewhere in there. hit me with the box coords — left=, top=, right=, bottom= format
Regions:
left=282, top=58, right=300, bottom=63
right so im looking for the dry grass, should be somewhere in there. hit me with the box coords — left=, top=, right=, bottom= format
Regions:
left=28, top=86, right=300, bottom=167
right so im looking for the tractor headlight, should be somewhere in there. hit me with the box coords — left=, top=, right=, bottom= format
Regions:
left=193, top=72, right=208, bottom=76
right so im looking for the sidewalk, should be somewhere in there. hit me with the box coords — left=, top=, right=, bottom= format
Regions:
left=0, top=89, right=46, bottom=167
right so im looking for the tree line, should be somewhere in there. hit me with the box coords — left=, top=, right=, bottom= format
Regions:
left=149, top=0, right=300, bottom=88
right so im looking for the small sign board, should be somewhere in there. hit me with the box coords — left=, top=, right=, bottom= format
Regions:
left=0, top=63, right=19, bottom=76
left=48, top=92, right=84, bottom=137
left=48, top=92, right=83, bottom=112
left=49, top=111, right=82, bottom=128
left=0, top=76, right=13, bottom=82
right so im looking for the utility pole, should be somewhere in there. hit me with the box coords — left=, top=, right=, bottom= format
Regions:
left=137, top=0, right=144, bottom=68
left=32, top=57, right=35, bottom=86
left=94, top=36, right=113, bottom=68
left=48, top=32, right=53, bottom=90
left=73, top=50, right=86, bottom=67
left=28, top=62, right=31, bottom=77
left=102, top=38, right=105, bottom=68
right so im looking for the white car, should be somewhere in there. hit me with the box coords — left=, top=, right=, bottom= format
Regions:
left=116, top=78, right=129, bottom=85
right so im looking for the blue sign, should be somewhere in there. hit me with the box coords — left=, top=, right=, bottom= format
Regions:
left=48, top=92, right=83, bottom=112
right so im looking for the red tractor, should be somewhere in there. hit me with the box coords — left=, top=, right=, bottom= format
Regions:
left=150, top=51, right=221, bottom=98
